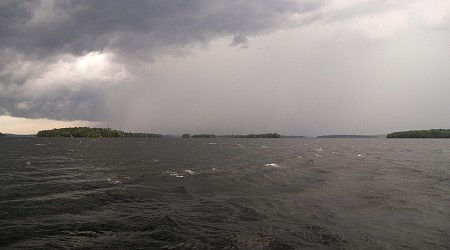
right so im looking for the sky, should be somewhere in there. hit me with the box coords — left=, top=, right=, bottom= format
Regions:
left=1, top=0, right=449, bottom=136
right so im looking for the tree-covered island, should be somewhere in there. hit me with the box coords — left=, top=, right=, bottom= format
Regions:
left=37, top=127, right=162, bottom=138
left=192, top=134, right=216, bottom=138
left=387, top=129, right=450, bottom=138
left=123, top=132, right=163, bottom=138
left=186, top=133, right=281, bottom=138
left=228, top=133, right=281, bottom=138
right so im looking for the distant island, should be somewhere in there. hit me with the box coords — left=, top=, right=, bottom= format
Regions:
left=317, top=135, right=384, bottom=138
left=123, top=132, right=163, bottom=138
left=228, top=133, right=281, bottom=138
left=37, top=127, right=162, bottom=138
left=181, top=133, right=282, bottom=138
left=387, top=129, right=450, bottom=138
left=0, top=132, right=4, bottom=137
left=192, top=134, right=216, bottom=138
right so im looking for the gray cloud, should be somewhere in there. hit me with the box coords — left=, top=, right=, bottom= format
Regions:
left=1, top=0, right=321, bottom=59
left=230, top=34, right=249, bottom=48
left=1, top=0, right=450, bottom=135
left=0, top=0, right=322, bottom=122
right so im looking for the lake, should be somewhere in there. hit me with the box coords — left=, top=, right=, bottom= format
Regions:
left=1, top=138, right=449, bottom=249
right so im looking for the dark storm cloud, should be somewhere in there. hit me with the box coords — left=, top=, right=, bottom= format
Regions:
left=1, top=0, right=322, bottom=59
left=230, top=34, right=249, bottom=48
left=0, top=0, right=323, bottom=121
left=1, top=85, right=107, bottom=121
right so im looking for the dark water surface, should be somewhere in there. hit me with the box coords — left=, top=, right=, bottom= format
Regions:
left=1, top=138, right=449, bottom=249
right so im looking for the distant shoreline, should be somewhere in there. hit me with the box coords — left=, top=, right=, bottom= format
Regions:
left=317, top=135, right=386, bottom=139
left=387, top=129, right=450, bottom=138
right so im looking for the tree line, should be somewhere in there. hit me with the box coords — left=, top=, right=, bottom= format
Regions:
left=37, top=127, right=162, bottom=138
left=228, top=133, right=281, bottom=138
left=387, top=129, right=450, bottom=138
left=181, top=133, right=281, bottom=138
left=191, top=134, right=216, bottom=138
left=124, top=132, right=162, bottom=138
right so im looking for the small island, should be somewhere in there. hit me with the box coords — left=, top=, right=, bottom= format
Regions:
left=123, top=132, right=162, bottom=138
left=228, top=133, right=281, bottom=138
left=387, top=129, right=450, bottom=138
left=192, top=134, right=216, bottom=138
left=317, top=135, right=383, bottom=138
left=0, top=132, right=4, bottom=137
left=37, top=127, right=162, bottom=138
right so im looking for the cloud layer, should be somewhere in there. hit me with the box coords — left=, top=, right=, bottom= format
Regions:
left=1, top=0, right=321, bottom=121
left=1, top=0, right=450, bottom=134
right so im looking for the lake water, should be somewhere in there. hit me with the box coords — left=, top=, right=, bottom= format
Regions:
left=1, top=138, right=449, bottom=249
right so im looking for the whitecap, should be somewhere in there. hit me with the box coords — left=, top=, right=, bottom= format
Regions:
left=315, top=148, right=324, bottom=152
left=315, top=154, right=323, bottom=158
left=208, top=142, right=217, bottom=145
left=184, top=169, right=196, bottom=175
left=265, top=163, right=280, bottom=168
left=357, top=154, right=365, bottom=158
left=164, top=171, right=185, bottom=178
left=262, top=146, right=269, bottom=148
left=107, top=178, right=122, bottom=185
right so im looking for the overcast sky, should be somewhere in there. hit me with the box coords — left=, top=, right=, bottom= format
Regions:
left=1, top=0, right=449, bottom=135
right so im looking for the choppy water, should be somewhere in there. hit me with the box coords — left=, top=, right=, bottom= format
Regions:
left=1, top=138, right=449, bottom=249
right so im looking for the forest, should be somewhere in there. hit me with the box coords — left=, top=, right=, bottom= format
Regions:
left=387, top=129, right=450, bottom=138
left=192, top=134, right=216, bottom=138
left=228, top=133, right=281, bottom=138
left=36, top=127, right=162, bottom=138
left=37, top=127, right=124, bottom=137
left=123, top=132, right=162, bottom=138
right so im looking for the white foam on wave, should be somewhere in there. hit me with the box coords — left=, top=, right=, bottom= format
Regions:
left=107, top=178, right=122, bottom=185
left=208, top=142, right=217, bottom=145
left=265, top=163, right=281, bottom=168
left=164, top=171, right=185, bottom=178
left=184, top=169, right=196, bottom=175
left=315, top=154, right=323, bottom=158
left=357, top=154, right=364, bottom=158
left=315, top=148, right=324, bottom=152
left=262, top=146, right=269, bottom=148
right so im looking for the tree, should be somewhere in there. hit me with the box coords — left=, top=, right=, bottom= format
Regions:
left=37, top=127, right=125, bottom=138
left=387, top=129, right=450, bottom=138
